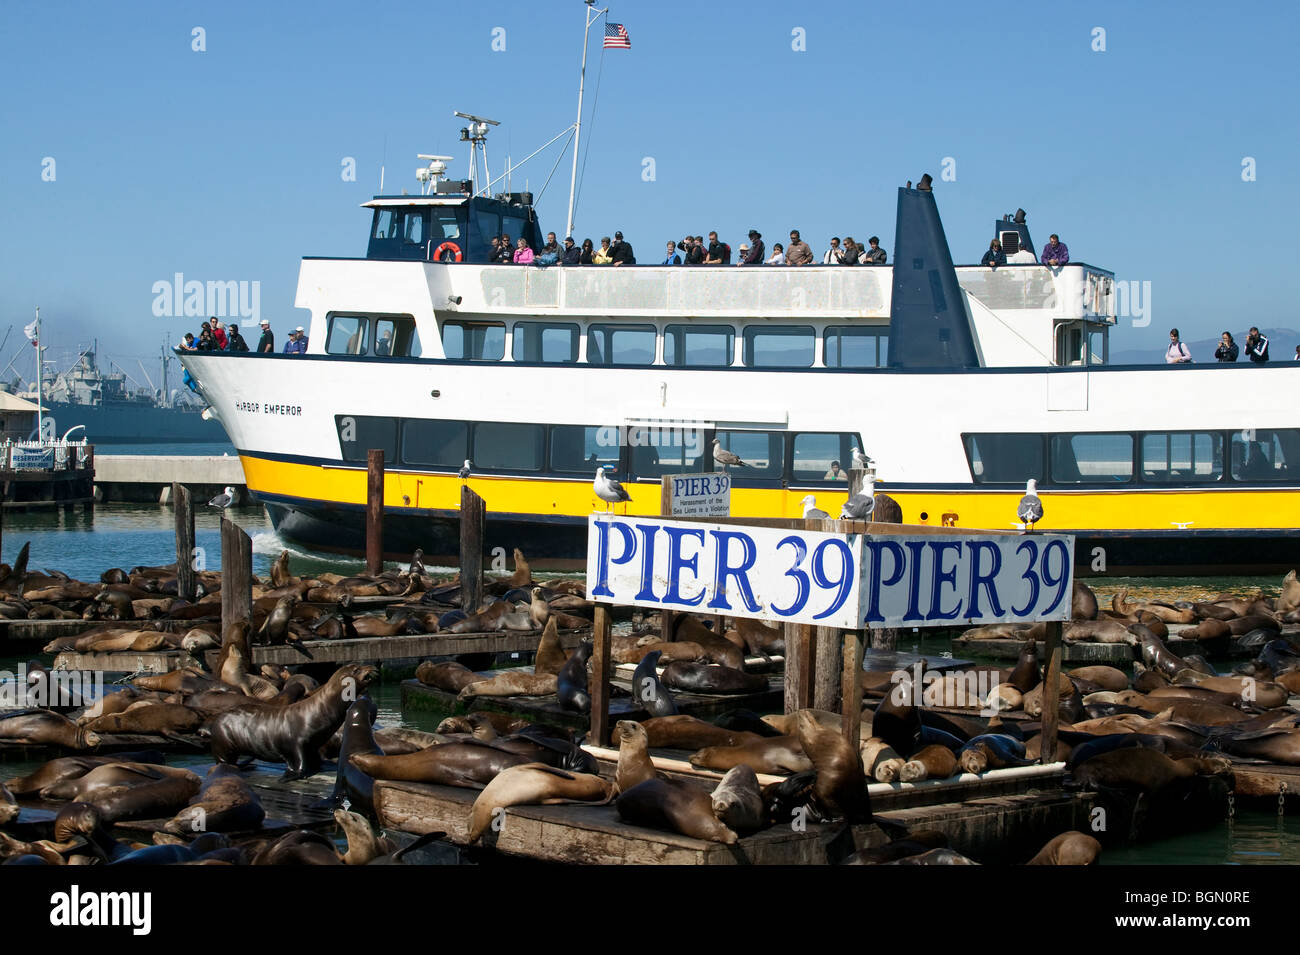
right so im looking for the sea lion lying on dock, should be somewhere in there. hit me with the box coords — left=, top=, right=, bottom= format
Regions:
left=690, top=735, right=812, bottom=774
left=467, top=763, right=613, bottom=843
left=659, top=661, right=767, bottom=695
left=620, top=715, right=761, bottom=751
left=164, top=764, right=265, bottom=835
left=458, top=671, right=558, bottom=701
left=616, top=778, right=738, bottom=844
left=350, top=742, right=531, bottom=787
left=0, top=709, right=98, bottom=749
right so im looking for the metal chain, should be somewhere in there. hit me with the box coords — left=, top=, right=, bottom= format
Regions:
left=1227, top=791, right=1235, bottom=822
left=1280, top=782, right=1288, bottom=817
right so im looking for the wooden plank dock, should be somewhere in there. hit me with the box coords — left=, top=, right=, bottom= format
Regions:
left=1229, top=761, right=1300, bottom=799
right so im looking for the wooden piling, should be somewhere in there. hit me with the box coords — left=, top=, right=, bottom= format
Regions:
left=1040, top=619, right=1064, bottom=764
left=841, top=629, right=863, bottom=747
left=365, top=449, right=385, bottom=576
left=220, top=518, right=252, bottom=641
left=783, top=622, right=814, bottom=713
left=459, top=486, right=485, bottom=612
left=589, top=603, right=612, bottom=746
left=173, top=483, right=196, bottom=602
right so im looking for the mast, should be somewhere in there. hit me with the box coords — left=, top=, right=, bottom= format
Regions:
left=34, top=307, right=42, bottom=441
left=565, top=1, right=605, bottom=239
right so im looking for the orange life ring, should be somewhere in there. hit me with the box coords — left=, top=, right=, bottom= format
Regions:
left=433, top=241, right=463, bottom=263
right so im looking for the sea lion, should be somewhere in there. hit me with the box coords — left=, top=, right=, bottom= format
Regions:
left=1072, top=746, right=1205, bottom=794
left=621, top=715, right=761, bottom=750
left=659, top=661, right=766, bottom=695
left=4, top=752, right=164, bottom=797
left=985, top=683, right=1023, bottom=713
left=900, top=744, right=959, bottom=782
left=270, top=550, right=292, bottom=589
left=1022, top=672, right=1082, bottom=720
left=529, top=587, right=551, bottom=629
left=557, top=639, right=593, bottom=713
left=458, top=671, right=558, bottom=701
left=710, top=765, right=766, bottom=833
left=321, top=697, right=384, bottom=816
left=0, top=783, right=16, bottom=826
left=81, top=766, right=202, bottom=823
left=415, top=660, right=479, bottom=692
left=86, top=703, right=202, bottom=737
left=1067, top=666, right=1129, bottom=692
left=0, top=709, right=98, bottom=749
left=467, top=763, right=612, bottom=843
left=164, top=764, right=265, bottom=835
left=1064, top=618, right=1135, bottom=644
left=436, top=712, right=530, bottom=737
left=614, top=720, right=658, bottom=794
left=1072, top=581, right=1099, bottom=620
left=251, top=829, right=342, bottom=865
left=958, top=734, right=1031, bottom=774
left=873, top=667, right=923, bottom=757
left=1185, top=675, right=1289, bottom=708
left=690, top=736, right=812, bottom=774
left=733, top=618, right=785, bottom=657
left=626, top=639, right=708, bottom=665
left=256, top=594, right=311, bottom=656
left=860, top=737, right=907, bottom=782
left=334, top=808, right=395, bottom=864
left=1218, top=728, right=1300, bottom=765
left=1007, top=639, right=1041, bottom=694
left=1027, top=831, right=1102, bottom=865
left=207, top=664, right=379, bottom=779
left=1277, top=570, right=1300, bottom=615
left=674, top=615, right=746, bottom=670
left=793, top=709, right=869, bottom=820
left=533, top=618, right=567, bottom=676
left=349, top=743, right=531, bottom=787
left=632, top=650, right=678, bottom=717
left=616, top=778, right=738, bottom=844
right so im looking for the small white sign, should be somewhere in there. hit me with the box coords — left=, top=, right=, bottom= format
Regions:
left=663, top=472, right=730, bottom=518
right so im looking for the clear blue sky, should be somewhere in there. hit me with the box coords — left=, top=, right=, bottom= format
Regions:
left=2, top=0, right=1297, bottom=375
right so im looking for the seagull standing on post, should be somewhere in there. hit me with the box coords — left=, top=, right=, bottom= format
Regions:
left=208, top=486, right=235, bottom=510
left=593, top=466, right=632, bottom=512
left=850, top=447, right=872, bottom=470
left=711, top=438, right=749, bottom=471
left=840, top=475, right=876, bottom=520
left=459, top=459, right=472, bottom=482
left=1017, top=479, right=1044, bottom=532
left=800, top=495, right=829, bottom=519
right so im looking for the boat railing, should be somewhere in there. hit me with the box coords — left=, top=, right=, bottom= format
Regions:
left=0, top=438, right=94, bottom=471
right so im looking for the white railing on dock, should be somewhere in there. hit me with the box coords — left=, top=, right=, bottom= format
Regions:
left=1, top=438, right=93, bottom=471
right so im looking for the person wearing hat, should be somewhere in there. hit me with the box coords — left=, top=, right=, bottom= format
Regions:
left=257, top=320, right=274, bottom=354
left=610, top=230, right=635, bottom=267
left=226, top=323, right=249, bottom=352
left=735, top=241, right=749, bottom=266
left=284, top=326, right=309, bottom=355
left=740, top=229, right=765, bottom=265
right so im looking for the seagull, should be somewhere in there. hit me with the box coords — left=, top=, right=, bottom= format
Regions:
left=800, top=495, right=829, bottom=519
left=594, top=466, right=632, bottom=512
left=207, top=486, right=235, bottom=510
left=840, top=476, right=876, bottom=520
left=458, top=459, right=471, bottom=481
left=850, top=447, right=873, bottom=470
left=711, top=438, right=749, bottom=470
left=1017, top=479, right=1044, bottom=532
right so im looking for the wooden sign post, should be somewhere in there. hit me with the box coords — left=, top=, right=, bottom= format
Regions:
left=365, top=449, right=385, bottom=576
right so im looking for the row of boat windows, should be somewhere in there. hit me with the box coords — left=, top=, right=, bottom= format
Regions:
left=966, top=429, right=1300, bottom=485
left=325, top=315, right=422, bottom=357
left=443, top=321, right=890, bottom=368
left=336, top=416, right=864, bottom=483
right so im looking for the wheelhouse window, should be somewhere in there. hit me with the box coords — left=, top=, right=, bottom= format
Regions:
left=336, top=415, right=396, bottom=464
left=401, top=420, right=467, bottom=468
left=743, top=326, right=815, bottom=367
left=442, top=321, right=504, bottom=361
left=1051, top=433, right=1133, bottom=483
left=1141, top=432, right=1222, bottom=483
left=663, top=324, right=734, bottom=367
left=1231, top=428, right=1298, bottom=482
left=473, top=422, right=544, bottom=471
left=372, top=316, right=420, bottom=358
left=512, top=322, right=579, bottom=363
left=326, top=316, right=368, bottom=355
left=371, top=208, right=425, bottom=245
left=587, top=324, right=656, bottom=365
left=550, top=425, right=619, bottom=474
left=626, top=425, right=707, bottom=478
left=430, top=209, right=462, bottom=242
left=714, top=430, right=784, bottom=480
left=964, top=433, right=1044, bottom=484
left=792, top=432, right=863, bottom=483
left=502, top=214, right=529, bottom=242
left=825, top=326, right=888, bottom=368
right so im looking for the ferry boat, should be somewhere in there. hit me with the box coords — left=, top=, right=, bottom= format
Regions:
left=174, top=113, right=1300, bottom=577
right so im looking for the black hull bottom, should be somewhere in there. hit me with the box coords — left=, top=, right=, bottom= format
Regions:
left=264, top=499, right=1300, bottom=578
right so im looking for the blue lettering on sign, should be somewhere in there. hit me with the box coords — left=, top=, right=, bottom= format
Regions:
left=1012, top=538, right=1040, bottom=616
left=965, top=540, right=1005, bottom=617
left=590, top=520, right=637, bottom=599
left=707, top=530, right=761, bottom=613
left=663, top=526, right=706, bottom=606
left=1040, top=539, right=1071, bottom=614
left=811, top=538, right=855, bottom=620
left=770, top=536, right=810, bottom=617
left=862, top=540, right=905, bottom=623
left=633, top=523, right=662, bottom=602
left=927, top=540, right=963, bottom=620
left=902, top=540, right=928, bottom=621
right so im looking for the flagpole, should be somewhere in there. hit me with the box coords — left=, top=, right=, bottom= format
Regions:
left=34, top=306, right=42, bottom=442
left=566, top=2, right=606, bottom=240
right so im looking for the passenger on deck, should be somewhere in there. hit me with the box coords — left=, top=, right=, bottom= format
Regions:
left=705, top=231, right=728, bottom=265
left=679, top=236, right=705, bottom=265
left=226, top=323, right=249, bottom=352
left=1294, top=345, right=1300, bottom=361
left=512, top=237, right=535, bottom=264
left=1040, top=234, right=1069, bottom=266
left=179, top=333, right=197, bottom=351
left=786, top=230, right=813, bottom=265
left=736, top=242, right=749, bottom=265
left=197, top=321, right=215, bottom=350
left=823, top=237, right=844, bottom=264
left=1245, top=327, right=1270, bottom=363
left=283, top=326, right=308, bottom=354
left=562, top=236, right=581, bottom=265
left=1214, top=332, right=1238, bottom=363
left=1006, top=241, right=1037, bottom=264
left=1166, top=328, right=1192, bottom=363
left=496, top=234, right=515, bottom=264
left=579, top=238, right=595, bottom=264
left=861, top=236, right=887, bottom=264
left=766, top=243, right=785, bottom=265
left=488, top=236, right=503, bottom=261
left=663, top=241, right=682, bottom=265
left=981, top=239, right=1007, bottom=268
left=539, top=232, right=561, bottom=265
left=593, top=237, right=614, bottom=264
left=257, top=320, right=274, bottom=354
left=823, top=461, right=847, bottom=481
left=610, top=231, right=635, bottom=266
left=210, top=318, right=228, bottom=350
left=840, top=237, right=860, bottom=266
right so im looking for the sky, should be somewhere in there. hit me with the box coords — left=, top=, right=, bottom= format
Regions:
left=2, top=0, right=1297, bottom=380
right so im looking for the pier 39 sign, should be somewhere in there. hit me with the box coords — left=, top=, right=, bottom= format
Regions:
left=586, top=516, right=1074, bottom=629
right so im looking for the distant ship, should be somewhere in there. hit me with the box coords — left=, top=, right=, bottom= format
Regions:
left=22, top=345, right=228, bottom=444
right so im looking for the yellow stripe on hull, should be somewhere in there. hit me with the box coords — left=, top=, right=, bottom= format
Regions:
left=239, top=455, right=1299, bottom=533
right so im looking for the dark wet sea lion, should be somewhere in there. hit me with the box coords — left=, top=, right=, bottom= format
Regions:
left=1218, top=728, right=1300, bottom=765
left=796, top=709, right=869, bottom=820
left=164, top=764, right=265, bottom=835
left=1071, top=581, right=1098, bottom=620
left=1008, top=638, right=1041, bottom=694
left=0, top=709, right=98, bottom=749
left=614, top=720, right=658, bottom=794
left=617, top=778, right=738, bottom=844
left=621, top=715, right=761, bottom=750
left=322, top=697, right=383, bottom=816
left=468, top=763, right=612, bottom=842
left=690, top=736, right=812, bottom=774
left=711, top=765, right=766, bottom=833
left=1072, top=746, right=1205, bottom=794
left=533, top=617, right=567, bottom=675
left=872, top=667, right=923, bottom=757
left=900, top=744, right=959, bottom=782
left=4, top=752, right=165, bottom=797
left=957, top=734, right=1030, bottom=774
left=659, top=661, right=766, bottom=695
left=557, top=639, right=592, bottom=713
left=350, top=742, right=531, bottom=787
left=632, top=650, right=678, bottom=717
left=82, top=767, right=202, bottom=823
left=252, top=829, right=342, bottom=865
left=437, top=711, right=530, bottom=737
left=208, top=663, right=379, bottom=779
left=718, top=709, right=784, bottom=738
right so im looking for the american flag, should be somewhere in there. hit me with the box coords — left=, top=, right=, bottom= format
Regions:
left=603, top=22, right=631, bottom=49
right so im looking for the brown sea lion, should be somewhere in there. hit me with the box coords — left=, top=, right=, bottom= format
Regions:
left=87, top=703, right=202, bottom=737
left=1067, top=666, right=1129, bottom=692
left=616, top=778, right=738, bottom=844
left=674, top=615, right=745, bottom=669
left=733, top=618, right=785, bottom=657
left=532, top=618, right=568, bottom=675
left=557, top=639, right=593, bottom=713
left=1277, top=570, right=1300, bottom=615
left=627, top=639, right=708, bottom=664
left=444, top=600, right=511, bottom=634
left=860, top=737, right=907, bottom=782
left=134, top=667, right=216, bottom=696
left=1186, top=675, right=1289, bottom=708
left=1021, top=672, right=1077, bottom=719
left=614, top=720, right=659, bottom=794
left=164, top=764, right=265, bottom=835
left=1179, top=618, right=1232, bottom=641
left=0, top=709, right=98, bottom=749
left=795, top=709, right=869, bottom=820
left=350, top=742, right=531, bottom=787
left=1008, top=639, right=1041, bottom=693
left=334, top=807, right=394, bottom=864
left=1072, top=581, right=1099, bottom=620
left=690, top=735, right=812, bottom=774
left=251, top=829, right=342, bottom=865
left=711, top=764, right=766, bottom=833
left=208, top=664, right=379, bottom=779
left=1027, top=831, right=1102, bottom=865
left=1064, top=618, right=1134, bottom=644
left=900, top=744, right=959, bottom=783
left=436, top=712, right=530, bottom=737
left=660, top=661, right=766, bottom=695
left=621, top=715, right=761, bottom=751
left=1072, top=746, right=1217, bottom=794
left=0, top=783, right=16, bottom=825
left=1219, top=728, right=1300, bottom=765
left=415, top=660, right=480, bottom=692
left=458, top=671, right=558, bottom=701
left=985, top=683, right=1023, bottom=713
left=529, top=587, right=551, bottom=629
left=1226, top=614, right=1280, bottom=636
left=270, top=550, right=292, bottom=589
left=467, top=762, right=612, bottom=842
